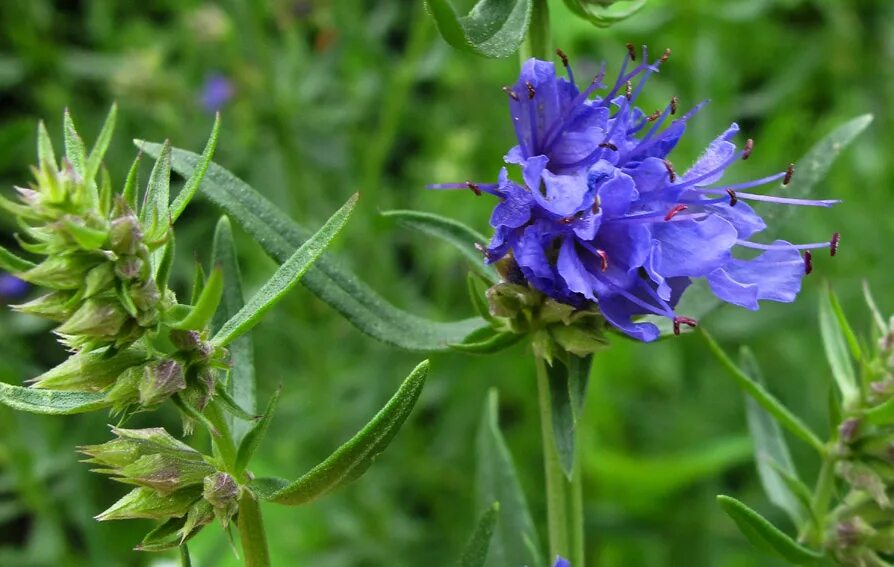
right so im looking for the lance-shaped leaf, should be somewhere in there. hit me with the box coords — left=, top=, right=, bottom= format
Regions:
left=739, top=348, right=810, bottom=529
left=170, top=267, right=223, bottom=331
left=85, top=104, right=117, bottom=183
left=381, top=209, right=498, bottom=283
left=819, top=284, right=860, bottom=410
left=249, top=360, right=429, bottom=505
left=644, top=114, right=873, bottom=335
left=63, top=108, right=87, bottom=178
left=0, top=382, right=109, bottom=414
left=717, top=495, right=824, bottom=564
left=476, top=389, right=542, bottom=567
left=460, top=501, right=500, bottom=567
left=212, top=194, right=358, bottom=347
left=546, top=354, right=592, bottom=478
left=234, top=387, right=280, bottom=474
left=450, top=329, right=524, bottom=355
left=0, top=244, right=35, bottom=273
left=702, top=330, right=825, bottom=454
left=211, top=216, right=256, bottom=443
left=425, top=0, right=532, bottom=58
left=135, top=141, right=486, bottom=351
left=140, top=139, right=172, bottom=230
left=169, top=114, right=220, bottom=223
left=562, top=0, right=647, bottom=27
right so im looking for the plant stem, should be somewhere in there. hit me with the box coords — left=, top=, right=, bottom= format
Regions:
left=238, top=491, right=271, bottom=567
left=535, top=355, right=584, bottom=565
left=805, top=449, right=837, bottom=547
left=522, top=0, right=551, bottom=61
left=205, top=400, right=239, bottom=476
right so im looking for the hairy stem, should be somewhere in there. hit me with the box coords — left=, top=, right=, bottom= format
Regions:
left=238, top=491, right=271, bottom=567
left=522, top=0, right=551, bottom=61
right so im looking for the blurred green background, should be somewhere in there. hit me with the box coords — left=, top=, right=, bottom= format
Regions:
left=0, top=0, right=890, bottom=565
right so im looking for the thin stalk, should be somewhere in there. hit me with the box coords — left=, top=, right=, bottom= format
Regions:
left=205, top=400, right=239, bottom=476
left=522, top=0, right=551, bottom=61
left=238, top=491, right=271, bottom=567
left=535, top=354, right=579, bottom=563
left=806, top=452, right=837, bottom=548
left=570, top=453, right=585, bottom=566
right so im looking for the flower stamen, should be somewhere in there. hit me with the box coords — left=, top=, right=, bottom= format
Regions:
left=804, top=250, right=813, bottom=274
left=784, top=163, right=794, bottom=185
left=670, top=96, right=678, bottom=115
left=831, top=232, right=840, bottom=256
left=525, top=81, right=536, bottom=99
left=502, top=86, right=519, bottom=101
left=743, top=139, right=754, bottom=160
left=626, top=42, right=637, bottom=61
left=664, top=203, right=688, bottom=221
left=663, top=159, right=677, bottom=182
left=467, top=181, right=482, bottom=196
left=673, top=316, right=697, bottom=335
left=726, top=188, right=738, bottom=206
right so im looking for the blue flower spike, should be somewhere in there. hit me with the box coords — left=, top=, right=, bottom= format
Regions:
left=431, top=47, right=840, bottom=342
left=554, top=556, right=571, bottom=567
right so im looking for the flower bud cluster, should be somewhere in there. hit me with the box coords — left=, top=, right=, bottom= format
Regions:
left=827, top=317, right=894, bottom=564
left=4, top=124, right=171, bottom=352
left=485, top=257, right=607, bottom=362
left=81, top=427, right=241, bottom=547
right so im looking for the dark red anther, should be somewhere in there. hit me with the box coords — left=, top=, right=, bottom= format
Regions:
left=595, top=249, right=609, bottom=272
left=647, top=109, right=661, bottom=122
left=743, top=139, right=754, bottom=160
left=670, top=96, right=678, bottom=115
left=626, top=42, right=636, bottom=61
left=726, top=188, right=738, bottom=206
left=466, top=181, right=482, bottom=196
left=598, top=142, right=618, bottom=151
left=830, top=232, right=840, bottom=257
left=556, top=48, right=569, bottom=67
left=783, top=163, right=794, bottom=185
left=663, top=159, right=677, bottom=183
left=803, top=250, right=813, bottom=274
left=525, top=81, right=536, bottom=99
left=672, top=316, right=697, bottom=336
left=474, top=242, right=491, bottom=260
left=664, top=204, right=688, bottom=221
left=502, top=86, right=519, bottom=101
left=625, top=81, right=632, bottom=100
left=660, top=48, right=671, bottom=63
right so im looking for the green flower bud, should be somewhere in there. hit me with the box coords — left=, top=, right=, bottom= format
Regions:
left=114, top=255, right=144, bottom=281
left=56, top=299, right=128, bottom=338
left=109, top=212, right=143, bottom=256
left=81, top=427, right=205, bottom=469
left=96, top=486, right=201, bottom=521
left=139, top=359, right=186, bottom=406
left=180, top=499, right=215, bottom=542
left=202, top=472, right=241, bottom=526
left=83, top=263, right=116, bottom=298
left=30, top=345, right=147, bottom=391
left=130, top=280, right=160, bottom=312
left=104, top=365, right=144, bottom=411
left=119, top=453, right=216, bottom=493
left=549, top=323, right=608, bottom=357
left=838, top=461, right=891, bottom=509
left=12, top=291, right=74, bottom=321
left=21, top=253, right=96, bottom=289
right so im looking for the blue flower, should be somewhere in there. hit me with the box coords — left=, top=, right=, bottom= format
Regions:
left=554, top=557, right=570, bottom=567
left=431, top=47, right=840, bottom=342
left=200, top=73, right=234, bottom=112
left=0, top=273, right=28, bottom=301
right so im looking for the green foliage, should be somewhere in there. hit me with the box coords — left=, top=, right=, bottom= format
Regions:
left=459, top=502, right=500, bottom=567
left=476, top=390, right=542, bottom=567
left=250, top=360, right=429, bottom=506
left=716, top=495, right=823, bottom=564
left=819, top=284, right=861, bottom=409
left=425, top=0, right=532, bottom=58
left=0, top=382, right=109, bottom=414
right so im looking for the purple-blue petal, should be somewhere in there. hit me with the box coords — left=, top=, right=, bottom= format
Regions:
left=707, top=242, right=804, bottom=310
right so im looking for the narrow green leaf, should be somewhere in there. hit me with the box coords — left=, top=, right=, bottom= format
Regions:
left=136, top=141, right=486, bottom=351
left=828, top=285, right=862, bottom=362
left=251, top=360, right=429, bottom=506
left=863, top=396, right=894, bottom=426
left=122, top=153, right=141, bottom=210
left=211, top=215, right=256, bottom=444
left=36, top=121, right=56, bottom=170
left=190, top=262, right=206, bottom=306
left=547, top=359, right=575, bottom=479
left=235, top=388, right=281, bottom=474
left=0, top=244, right=35, bottom=273
left=63, top=108, right=87, bottom=177
left=717, top=495, right=824, bottom=563
left=170, top=267, right=223, bottom=331
left=739, top=348, right=808, bottom=528
left=425, top=0, right=533, bottom=58
left=819, top=284, right=860, bottom=409
left=701, top=330, right=825, bottom=454
left=643, top=114, right=874, bottom=333
left=449, top=330, right=524, bottom=354
left=863, top=281, right=887, bottom=335
left=141, top=139, right=172, bottom=227
left=382, top=209, right=497, bottom=283
left=476, top=389, right=542, bottom=567
left=85, top=103, right=117, bottom=182
left=562, top=0, right=647, bottom=27
left=460, top=502, right=500, bottom=567
left=213, top=383, right=257, bottom=422
left=468, top=273, right=496, bottom=323
left=213, top=194, right=358, bottom=347
left=155, top=233, right=176, bottom=293
left=0, top=382, right=109, bottom=414
left=169, top=114, right=220, bottom=223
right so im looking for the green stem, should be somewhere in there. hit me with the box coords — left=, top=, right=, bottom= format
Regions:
left=205, top=400, right=239, bottom=476
left=238, top=491, right=271, bottom=567
left=535, top=355, right=583, bottom=565
left=806, top=450, right=837, bottom=547
left=522, top=0, right=551, bottom=61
